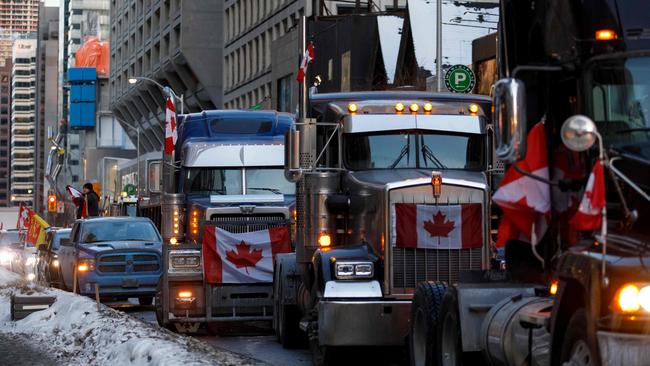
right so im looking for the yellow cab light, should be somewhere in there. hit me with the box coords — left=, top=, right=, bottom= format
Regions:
left=169, top=237, right=178, bottom=245
left=469, top=104, right=479, bottom=114
left=431, top=171, right=442, bottom=198
left=423, top=103, right=433, bottom=113
left=177, top=290, right=193, bottom=299
left=550, top=280, right=558, bottom=295
left=395, top=102, right=405, bottom=113
left=348, top=103, right=359, bottom=113
left=318, top=232, right=332, bottom=247
left=596, top=29, right=617, bottom=41
left=618, top=284, right=641, bottom=312
left=409, top=103, right=419, bottom=113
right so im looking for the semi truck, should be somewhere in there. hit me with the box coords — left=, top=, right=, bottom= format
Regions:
left=409, top=0, right=650, bottom=365
left=132, top=110, right=296, bottom=332
left=275, top=88, right=497, bottom=361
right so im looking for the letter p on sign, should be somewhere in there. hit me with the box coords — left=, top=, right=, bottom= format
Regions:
left=444, top=65, right=476, bottom=93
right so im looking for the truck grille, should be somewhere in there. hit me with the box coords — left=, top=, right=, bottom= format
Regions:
left=392, top=247, right=482, bottom=288
left=209, top=214, right=287, bottom=234
left=97, top=252, right=161, bottom=274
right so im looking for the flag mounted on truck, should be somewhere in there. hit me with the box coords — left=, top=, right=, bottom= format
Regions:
left=202, top=225, right=291, bottom=283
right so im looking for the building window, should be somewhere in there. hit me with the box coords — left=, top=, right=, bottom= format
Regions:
left=277, top=75, right=293, bottom=113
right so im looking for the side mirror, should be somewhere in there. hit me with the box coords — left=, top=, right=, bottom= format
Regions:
left=493, top=78, right=527, bottom=163
left=147, top=160, right=162, bottom=193
left=284, top=129, right=303, bottom=182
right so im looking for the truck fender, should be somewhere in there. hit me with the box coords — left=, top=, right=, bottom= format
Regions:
left=274, top=253, right=299, bottom=307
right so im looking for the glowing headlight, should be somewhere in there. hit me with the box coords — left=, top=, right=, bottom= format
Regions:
left=0, top=251, right=13, bottom=264
left=168, top=250, right=202, bottom=274
left=52, top=259, right=60, bottom=267
left=614, top=283, right=650, bottom=313
left=334, top=261, right=374, bottom=280
left=27, top=273, right=35, bottom=281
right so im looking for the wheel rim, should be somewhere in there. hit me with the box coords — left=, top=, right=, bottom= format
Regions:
left=564, top=340, right=595, bottom=366
left=441, top=313, right=458, bottom=366
left=412, top=308, right=427, bottom=366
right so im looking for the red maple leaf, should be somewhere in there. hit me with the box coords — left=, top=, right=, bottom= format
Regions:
left=423, top=211, right=456, bottom=237
left=225, top=241, right=263, bottom=272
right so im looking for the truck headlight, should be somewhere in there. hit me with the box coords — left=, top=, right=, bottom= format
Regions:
left=613, top=283, right=650, bottom=313
left=334, top=261, right=374, bottom=280
left=168, top=250, right=202, bottom=274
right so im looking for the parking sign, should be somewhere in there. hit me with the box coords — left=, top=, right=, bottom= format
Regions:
left=444, top=65, right=475, bottom=93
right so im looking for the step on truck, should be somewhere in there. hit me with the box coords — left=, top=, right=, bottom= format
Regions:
left=408, top=0, right=650, bottom=365
left=134, top=110, right=296, bottom=332
left=274, top=87, right=498, bottom=362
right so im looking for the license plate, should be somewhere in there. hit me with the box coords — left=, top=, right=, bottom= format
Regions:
left=122, top=278, right=139, bottom=288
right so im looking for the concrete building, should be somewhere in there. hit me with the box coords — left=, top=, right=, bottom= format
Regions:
left=11, top=38, right=37, bottom=207
left=0, top=0, right=39, bottom=63
left=222, top=0, right=406, bottom=110
left=0, top=57, right=11, bottom=207
left=36, top=4, right=59, bottom=214
left=109, top=0, right=223, bottom=156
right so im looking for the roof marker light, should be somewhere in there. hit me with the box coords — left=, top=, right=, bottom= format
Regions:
left=348, top=103, right=358, bottom=113
left=410, top=103, right=419, bottom=113
left=469, top=104, right=479, bottom=114
left=423, top=103, right=433, bottom=113
left=596, top=29, right=617, bottom=41
left=395, top=103, right=405, bottom=113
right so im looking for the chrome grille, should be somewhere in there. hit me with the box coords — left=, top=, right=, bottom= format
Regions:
left=209, top=214, right=287, bottom=234
left=96, top=251, right=161, bottom=274
left=392, top=247, right=482, bottom=288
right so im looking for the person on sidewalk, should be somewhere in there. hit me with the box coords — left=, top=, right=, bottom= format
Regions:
left=82, top=183, right=100, bottom=217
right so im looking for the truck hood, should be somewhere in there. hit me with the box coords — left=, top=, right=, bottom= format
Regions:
left=347, top=169, right=487, bottom=190
left=78, top=241, right=162, bottom=256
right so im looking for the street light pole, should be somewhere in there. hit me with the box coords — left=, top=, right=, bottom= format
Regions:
left=128, top=76, right=184, bottom=113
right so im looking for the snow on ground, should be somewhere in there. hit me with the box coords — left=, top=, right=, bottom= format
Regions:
left=0, top=267, right=259, bottom=366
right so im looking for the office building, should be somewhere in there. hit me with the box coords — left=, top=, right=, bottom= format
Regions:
left=36, top=4, right=59, bottom=214
left=0, top=0, right=39, bottom=64
left=109, top=0, right=223, bottom=155
left=11, top=38, right=37, bottom=207
left=0, top=58, right=11, bottom=207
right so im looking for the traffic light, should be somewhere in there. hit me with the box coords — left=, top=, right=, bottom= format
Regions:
left=47, top=194, right=57, bottom=213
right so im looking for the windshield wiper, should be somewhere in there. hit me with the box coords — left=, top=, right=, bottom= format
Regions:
left=420, top=139, right=446, bottom=169
left=389, top=136, right=410, bottom=169
left=247, top=187, right=282, bottom=194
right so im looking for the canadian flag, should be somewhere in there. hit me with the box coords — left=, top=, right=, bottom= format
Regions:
left=66, top=185, right=87, bottom=218
left=202, top=225, right=292, bottom=284
left=164, top=97, right=177, bottom=155
left=392, top=203, right=482, bottom=249
left=296, top=42, right=315, bottom=83
left=493, top=122, right=550, bottom=246
left=570, top=161, right=606, bottom=231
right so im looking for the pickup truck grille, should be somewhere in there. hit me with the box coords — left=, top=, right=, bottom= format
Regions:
left=97, top=252, right=161, bottom=274
left=209, top=214, right=287, bottom=234
left=392, top=247, right=482, bottom=288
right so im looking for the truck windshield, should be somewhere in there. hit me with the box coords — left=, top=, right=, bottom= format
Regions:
left=344, top=131, right=485, bottom=170
left=587, top=55, right=650, bottom=159
left=184, top=168, right=294, bottom=195
left=81, top=221, right=160, bottom=243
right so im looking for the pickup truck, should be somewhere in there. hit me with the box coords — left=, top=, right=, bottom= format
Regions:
left=58, top=217, right=163, bottom=304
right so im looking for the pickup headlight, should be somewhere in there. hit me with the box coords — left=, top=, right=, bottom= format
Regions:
left=0, top=250, right=14, bottom=265
left=334, top=261, right=374, bottom=280
left=168, top=249, right=202, bottom=274
left=77, top=258, right=96, bottom=272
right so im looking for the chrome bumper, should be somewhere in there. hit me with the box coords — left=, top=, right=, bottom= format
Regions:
left=318, top=300, right=410, bottom=346
left=598, top=331, right=650, bottom=366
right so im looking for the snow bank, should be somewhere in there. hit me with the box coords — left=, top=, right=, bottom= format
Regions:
left=0, top=268, right=256, bottom=366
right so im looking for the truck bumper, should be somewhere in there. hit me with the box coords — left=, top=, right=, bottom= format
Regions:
left=77, top=272, right=160, bottom=297
left=318, top=300, right=410, bottom=346
left=598, top=331, right=650, bottom=365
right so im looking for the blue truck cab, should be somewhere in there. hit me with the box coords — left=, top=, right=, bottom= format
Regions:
left=135, top=110, right=296, bottom=331
left=58, top=217, right=162, bottom=304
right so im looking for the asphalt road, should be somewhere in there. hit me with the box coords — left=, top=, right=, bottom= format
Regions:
left=114, top=299, right=408, bottom=366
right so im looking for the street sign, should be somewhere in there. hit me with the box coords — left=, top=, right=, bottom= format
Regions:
left=56, top=202, right=65, bottom=214
left=123, top=184, right=137, bottom=196
left=444, top=65, right=475, bottom=93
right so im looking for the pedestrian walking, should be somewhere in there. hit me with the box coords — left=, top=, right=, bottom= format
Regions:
left=83, top=183, right=100, bottom=217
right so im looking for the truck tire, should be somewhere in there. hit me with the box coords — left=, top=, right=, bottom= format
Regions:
left=155, top=280, right=165, bottom=327
left=274, top=266, right=304, bottom=348
left=439, top=287, right=481, bottom=365
left=409, top=281, right=447, bottom=366
left=559, top=309, right=598, bottom=366
left=138, top=296, right=154, bottom=306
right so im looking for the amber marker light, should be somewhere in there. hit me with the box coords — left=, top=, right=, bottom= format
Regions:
left=395, top=102, right=405, bottom=113
left=550, top=280, right=558, bottom=295
left=318, top=232, right=332, bottom=247
left=423, top=103, right=433, bottom=113
left=469, top=103, right=479, bottom=114
left=178, top=291, right=193, bottom=298
left=596, top=29, right=617, bottom=41
left=431, top=171, right=442, bottom=198
left=348, top=103, right=359, bottom=113
left=410, top=103, right=419, bottom=113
